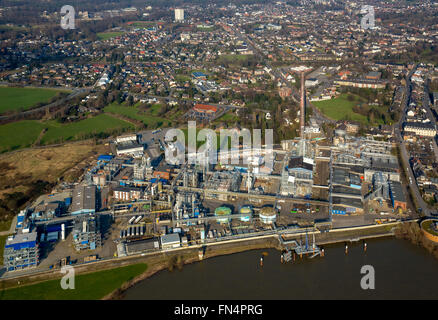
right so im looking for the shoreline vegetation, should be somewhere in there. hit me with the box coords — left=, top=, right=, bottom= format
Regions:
left=394, top=220, right=438, bottom=259
left=0, top=263, right=148, bottom=300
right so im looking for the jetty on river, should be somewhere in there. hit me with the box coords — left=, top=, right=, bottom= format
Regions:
left=279, top=233, right=322, bottom=259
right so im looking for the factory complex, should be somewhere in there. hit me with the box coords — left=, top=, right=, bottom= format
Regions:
left=2, top=124, right=408, bottom=273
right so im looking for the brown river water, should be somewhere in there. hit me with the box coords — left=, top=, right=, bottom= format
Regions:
left=123, top=237, right=438, bottom=300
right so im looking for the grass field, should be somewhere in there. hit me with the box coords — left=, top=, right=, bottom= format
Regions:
left=313, top=94, right=369, bottom=124
left=180, top=128, right=232, bottom=150
left=97, top=32, right=125, bottom=40
left=197, top=25, right=215, bottom=31
left=0, top=87, right=64, bottom=114
left=104, top=102, right=171, bottom=128
left=0, top=114, right=133, bottom=153
left=219, top=54, right=253, bottom=61
left=215, top=111, right=239, bottom=123
left=0, top=263, right=148, bottom=300
left=175, top=75, right=191, bottom=83
left=40, top=114, right=134, bottom=144
left=0, top=120, right=46, bottom=152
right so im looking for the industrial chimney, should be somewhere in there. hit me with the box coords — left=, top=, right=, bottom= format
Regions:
left=300, top=71, right=305, bottom=138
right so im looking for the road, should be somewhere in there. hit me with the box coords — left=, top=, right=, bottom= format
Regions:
left=394, top=65, right=433, bottom=216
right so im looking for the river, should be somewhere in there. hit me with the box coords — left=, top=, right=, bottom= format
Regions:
left=123, top=237, right=438, bottom=299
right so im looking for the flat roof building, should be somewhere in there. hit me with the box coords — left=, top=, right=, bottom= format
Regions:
left=116, top=142, right=144, bottom=156
left=389, top=181, right=407, bottom=211
left=161, top=233, right=181, bottom=250
left=71, top=185, right=96, bottom=215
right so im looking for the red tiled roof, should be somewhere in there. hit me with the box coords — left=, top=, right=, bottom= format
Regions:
left=193, top=104, right=218, bottom=113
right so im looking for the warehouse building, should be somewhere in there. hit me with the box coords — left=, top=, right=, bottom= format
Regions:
left=389, top=181, right=407, bottom=211
left=116, top=142, right=144, bottom=156
left=125, top=238, right=158, bottom=255
left=3, top=232, right=39, bottom=272
left=116, top=134, right=138, bottom=144
left=160, top=233, right=181, bottom=250
left=71, top=185, right=96, bottom=215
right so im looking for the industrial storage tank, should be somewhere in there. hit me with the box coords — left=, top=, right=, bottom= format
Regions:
left=239, top=205, right=253, bottom=222
left=214, top=206, right=232, bottom=223
left=259, top=207, right=277, bottom=224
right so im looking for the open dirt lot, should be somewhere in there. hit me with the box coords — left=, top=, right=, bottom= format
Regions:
left=0, top=140, right=109, bottom=227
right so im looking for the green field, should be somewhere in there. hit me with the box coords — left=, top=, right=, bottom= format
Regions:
left=197, top=25, right=215, bottom=31
left=175, top=75, right=191, bottom=83
left=0, top=87, right=64, bottom=114
left=180, top=128, right=232, bottom=150
left=97, top=32, right=125, bottom=40
left=220, top=54, right=253, bottom=61
left=215, top=111, right=239, bottom=123
left=313, top=94, right=369, bottom=124
left=104, top=102, right=171, bottom=128
left=0, top=114, right=134, bottom=153
left=0, top=263, right=148, bottom=300
left=0, top=120, right=46, bottom=152
left=40, top=114, right=134, bottom=144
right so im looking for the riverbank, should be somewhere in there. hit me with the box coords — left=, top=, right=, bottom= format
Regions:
left=104, top=237, right=280, bottom=300
left=105, top=224, right=397, bottom=300
left=0, top=223, right=397, bottom=299
left=121, top=237, right=438, bottom=300
left=394, top=220, right=438, bottom=259
left=0, top=263, right=147, bottom=300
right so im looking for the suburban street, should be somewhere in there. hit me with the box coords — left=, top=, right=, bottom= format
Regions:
left=394, top=65, right=433, bottom=216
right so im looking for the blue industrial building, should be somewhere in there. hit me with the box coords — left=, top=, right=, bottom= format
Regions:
left=3, top=232, right=39, bottom=272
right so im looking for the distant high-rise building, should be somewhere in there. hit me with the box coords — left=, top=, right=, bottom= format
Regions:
left=175, top=8, right=184, bottom=22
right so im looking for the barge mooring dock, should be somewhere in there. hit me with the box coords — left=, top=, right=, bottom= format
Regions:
left=279, top=233, right=322, bottom=259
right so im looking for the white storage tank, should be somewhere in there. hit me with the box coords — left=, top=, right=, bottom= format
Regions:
left=259, top=207, right=277, bottom=224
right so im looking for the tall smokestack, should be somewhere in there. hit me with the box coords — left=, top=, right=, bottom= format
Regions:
left=300, top=71, right=305, bottom=139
